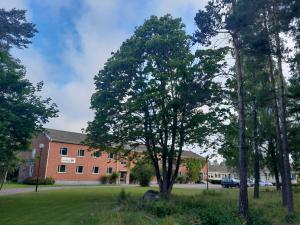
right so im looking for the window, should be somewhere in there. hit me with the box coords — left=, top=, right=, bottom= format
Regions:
left=58, top=165, right=66, bottom=173
left=92, top=151, right=101, bottom=158
left=120, top=161, right=126, bottom=165
left=31, top=149, right=36, bottom=159
left=108, top=153, right=114, bottom=159
left=76, top=166, right=84, bottom=174
left=29, top=164, right=34, bottom=177
left=92, top=166, right=99, bottom=174
left=77, top=149, right=85, bottom=157
left=107, top=167, right=113, bottom=174
left=60, top=147, right=68, bottom=156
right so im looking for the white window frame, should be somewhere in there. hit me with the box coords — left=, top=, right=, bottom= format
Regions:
left=60, top=147, right=68, bottom=156
left=75, top=166, right=84, bottom=174
left=77, top=149, right=85, bottom=157
left=92, top=166, right=99, bottom=174
left=108, top=153, right=114, bottom=159
left=58, top=165, right=66, bottom=173
left=93, top=151, right=101, bottom=158
left=107, top=167, right=113, bottom=174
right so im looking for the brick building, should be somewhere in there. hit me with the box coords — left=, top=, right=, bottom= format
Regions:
left=18, top=128, right=205, bottom=184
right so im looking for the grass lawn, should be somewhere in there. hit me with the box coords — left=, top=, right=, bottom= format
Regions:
left=1, top=183, right=34, bottom=189
left=0, top=186, right=299, bottom=225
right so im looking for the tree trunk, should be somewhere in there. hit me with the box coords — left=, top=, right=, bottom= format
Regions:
left=232, top=33, right=248, bottom=222
left=263, top=8, right=287, bottom=205
left=252, top=96, right=260, bottom=198
left=269, top=140, right=281, bottom=190
left=274, top=29, right=294, bottom=213
left=266, top=49, right=287, bottom=205
left=0, top=167, right=7, bottom=191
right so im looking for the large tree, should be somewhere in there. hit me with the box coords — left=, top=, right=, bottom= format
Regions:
left=86, top=15, right=226, bottom=196
left=0, top=8, right=57, bottom=189
left=194, top=0, right=261, bottom=220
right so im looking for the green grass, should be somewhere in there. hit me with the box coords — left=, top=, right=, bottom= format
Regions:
left=1, top=183, right=119, bottom=189
left=0, top=186, right=299, bottom=225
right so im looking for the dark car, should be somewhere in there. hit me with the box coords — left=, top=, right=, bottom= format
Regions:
left=221, top=178, right=240, bottom=188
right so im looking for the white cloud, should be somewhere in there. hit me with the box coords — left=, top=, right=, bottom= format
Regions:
left=0, top=0, right=27, bottom=10
left=2, top=0, right=208, bottom=133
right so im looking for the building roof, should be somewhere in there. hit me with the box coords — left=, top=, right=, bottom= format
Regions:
left=208, top=163, right=230, bottom=173
left=45, top=128, right=86, bottom=145
left=44, top=128, right=204, bottom=159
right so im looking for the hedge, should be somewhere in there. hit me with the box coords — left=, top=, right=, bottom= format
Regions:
left=23, top=177, right=55, bottom=185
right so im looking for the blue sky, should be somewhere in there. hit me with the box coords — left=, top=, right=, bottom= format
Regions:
left=1, top=0, right=208, bottom=132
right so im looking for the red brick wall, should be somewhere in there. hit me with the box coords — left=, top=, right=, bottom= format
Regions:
left=18, top=134, right=50, bottom=181
left=45, top=141, right=128, bottom=183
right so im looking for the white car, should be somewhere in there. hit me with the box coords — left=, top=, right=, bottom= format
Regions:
left=259, top=181, right=273, bottom=186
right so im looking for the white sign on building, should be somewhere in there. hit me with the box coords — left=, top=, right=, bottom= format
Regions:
left=61, top=157, right=76, bottom=164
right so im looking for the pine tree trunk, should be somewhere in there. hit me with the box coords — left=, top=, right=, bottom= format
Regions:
left=252, top=97, right=260, bottom=198
left=263, top=8, right=287, bottom=205
left=274, top=30, right=294, bottom=213
left=232, top=33, right=248, bottom=222
left=267, top=52, right=287, bottom=204
left=269, top=140, right=281, bottom=190
left=0, top=167, right=7, bottom=191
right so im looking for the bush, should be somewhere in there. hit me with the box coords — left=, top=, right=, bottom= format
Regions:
left=100, top=175, right=109, bottom=184
left=176, top=175, right=188, bottom=184
left=117, top=188, right=131, bottom=203
left=209, top=179, right=221, bottom=185
left=146, top=200, right=177, bottom=217
left=109, top=172, right=119, bottom=184
left=198, top=203, right=241, bottom=225
left=23, top=177, right=55, bottom=185
left=131, top=160, right=155, bottom=187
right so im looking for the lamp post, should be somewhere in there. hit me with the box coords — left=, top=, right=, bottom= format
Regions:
left=206, top=156, right=209, bottom=190
left=35, top=143, right=44, bottom=192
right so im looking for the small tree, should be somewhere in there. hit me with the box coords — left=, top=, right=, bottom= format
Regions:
left=185, top=158, right=204, bottom=183
left=131, top=160, right=155, bottom=187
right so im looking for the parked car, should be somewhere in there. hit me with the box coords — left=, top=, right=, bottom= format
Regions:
left=221, top=178, right=240, bottom=188
left=259, top=181, right=273, bottom=186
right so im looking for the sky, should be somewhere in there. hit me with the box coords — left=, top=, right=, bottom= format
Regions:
left=0, top=0, right=209, bottom=133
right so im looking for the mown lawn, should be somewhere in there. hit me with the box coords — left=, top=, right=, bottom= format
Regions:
left=0, top=186, right=299, bottom=225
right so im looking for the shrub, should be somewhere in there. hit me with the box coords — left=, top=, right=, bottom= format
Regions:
left=23, top=177, right=55, bottom=185
left=109, top=172, right=119, bottom=184
left=209, top=179, right=221, bottom=185
left=176, top=175, right=188, bottom=184
left=100, top=175, right=109, bottom=184
left=131, top=160, right=155, bottom=187
left=147, top=200, right=177, bottom=217
left=198, top=203, right=241, bottom=225
left=117, top=188, right=131, bottom=203
left=249, top=209, right=272, bottom=225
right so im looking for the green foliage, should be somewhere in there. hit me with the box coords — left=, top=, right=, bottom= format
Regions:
left=184, top=158, right=204, bottom=183
left=100, top=175, right=109, bottom=184
left=175, top=175, right=188, bottom=184
left=109, top=172, right=119, bottom=184
left=144, top=200, right=177, bottom=218
left=22, top=177, right=55, bottom=185
left=86, top=14, right=227, bottom=194
left=0, top=7, right=57, bottom=186
left=208, top=179, right=222, bottom=185
left=131, top=160, right=155, bottom=187
left=117, top=188, right=132, bottom=204
left=198, top=203, right=241, bottom=225
left=0, top=8, right=37, bottom=50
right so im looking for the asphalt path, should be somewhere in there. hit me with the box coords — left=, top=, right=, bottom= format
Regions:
left=0, top=183, right=222, bottom=196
